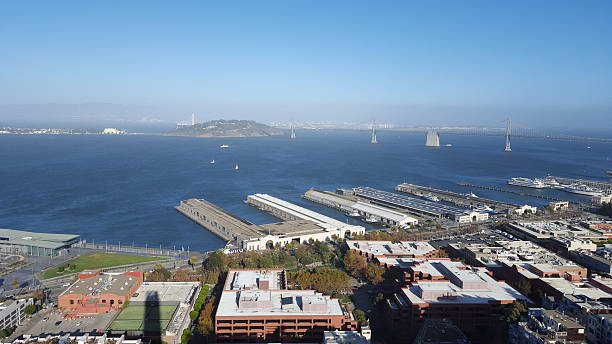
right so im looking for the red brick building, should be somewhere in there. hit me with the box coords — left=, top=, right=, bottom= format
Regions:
left=215, top=269, right=357, bottom=343
left=384, top=260, right=527, bottom=344
left=58, top=271, right=143, bottom=315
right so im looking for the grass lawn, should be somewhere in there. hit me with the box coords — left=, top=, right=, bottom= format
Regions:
left=40, top=253, right=168, bottom=279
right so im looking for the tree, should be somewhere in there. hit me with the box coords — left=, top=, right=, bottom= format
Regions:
left=188, top=256, right=198, bottom=269
left=371, top=293, right=384, bottom=305
left=343, top=250, right=367, bottom=277
left=503, top=301, right=528, bottom=324
left=181, top=329, right=192, bottom=344
left=147, top=263, right=172, bottom=282
left=353, top=309, right=368, bottom=326
left=365, top=263, right=385, bottom=284
left=24, top=304, right=38, bottom=315
left=10, top=280, right=20, bottom=289
left=204, top=250, right=227, bottom=271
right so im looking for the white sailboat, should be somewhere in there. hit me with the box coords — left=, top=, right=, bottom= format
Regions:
left=210, top=159, right=215, bottom=164
left=234, top=164, right=239, bottom=171
left=220, top=144, right=229, bottom=148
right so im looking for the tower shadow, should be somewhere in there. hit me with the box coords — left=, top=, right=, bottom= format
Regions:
left=143, top=290, right=162, bottom=343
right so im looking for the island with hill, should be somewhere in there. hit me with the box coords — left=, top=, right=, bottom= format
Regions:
left=168, top=119, right=283, bottom=138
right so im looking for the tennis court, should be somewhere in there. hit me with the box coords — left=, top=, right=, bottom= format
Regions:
left=109, top=304, right=177, bottom=332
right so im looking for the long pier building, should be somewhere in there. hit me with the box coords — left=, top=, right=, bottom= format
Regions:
left=302, top=189, right=418, bottom=228
left=176, top=195, right=364, bottom=251
left=352, top=187, right=488, bottom=223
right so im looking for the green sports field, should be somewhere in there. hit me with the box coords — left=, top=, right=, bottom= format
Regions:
left=40, top=253, right=167, bottom=279
left=109, top=304, right=177, bottom=332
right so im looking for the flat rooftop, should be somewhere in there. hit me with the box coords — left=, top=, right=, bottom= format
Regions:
left=346, top=240, right=436, bottom=258
left=216, top=289, right=344, bottom=317
left=225, top=269, right=285, bottom=291
left=259, top=220, right=327, bottom=237
left=353, top=187, right=469, bottom=217
left=402, top=260, right=527, bottom=304
left=248, top=193, right=347, bottom=229
left=494, top=240, right=580, bottom=267
left=351, top=202, right=417, bottom=223
left=61, top=273, right=139, bottom=298
left=130, top=282, right=199, bottom=304
left=0, top=228, right=79, bottom=249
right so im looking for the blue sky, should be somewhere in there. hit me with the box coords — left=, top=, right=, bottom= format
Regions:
left=1, top=1, right=611, bottom=128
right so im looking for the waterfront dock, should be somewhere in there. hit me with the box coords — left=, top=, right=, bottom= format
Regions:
left=456, top=183, right=574, bottom=203
left=395, top=183, right=521, bottom=211
left=176, top=196, right=364, bottom=251
left=175, top=198, right=265, bottom=244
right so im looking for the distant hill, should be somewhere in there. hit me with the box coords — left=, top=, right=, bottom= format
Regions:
left=169, top=119, right=283, bottom=137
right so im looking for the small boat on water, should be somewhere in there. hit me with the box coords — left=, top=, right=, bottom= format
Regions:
left=234, top=164, right=239, bottom=171
left=564, top=184, right=602, bottom=197
left=346, top=210, right=361, bottom=218
left=220, top=144, right=230, bottom=148
left=365, top=216, right=379, bottom=224
left=210, top=159, right=215, bottom=164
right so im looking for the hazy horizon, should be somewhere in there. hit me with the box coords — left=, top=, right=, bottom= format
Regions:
left=1, top=1, right=611, bottom=131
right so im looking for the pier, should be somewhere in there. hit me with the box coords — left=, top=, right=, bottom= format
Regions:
left=395, top=183, right=521, bottom=211
left=548, top=176, right=612, bottom=193
left=176, top=198, right=265, bottom=244
left=176, top=196, right=364, bottom=251
left=455, top=183, right=573, bottom=202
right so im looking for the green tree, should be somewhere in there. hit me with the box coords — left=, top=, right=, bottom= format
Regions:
left=204, top=250, right=227, bottom=271
left=371, top=293, right=384, bottom=305
left=503, top=301, right=528, bottom=323
left=181, top=329, right=192, bottom=344
left=10, top=280, right=20, bottom=289
left=24, top=304, right=38, bottom=315
left=353, top=309, right=368, bottom=326
left=0, top=329, right=10, bottom=339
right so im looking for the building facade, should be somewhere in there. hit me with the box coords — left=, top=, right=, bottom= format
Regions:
left=0, top=298, right=34, bottom=330
left=58, top=271, right=143, bottom=315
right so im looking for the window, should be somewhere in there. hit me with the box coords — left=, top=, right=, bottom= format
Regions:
left=70, top=300, right=74, bottom=305
left=102, top=300, right=106, bottom=303
left=118, top=300, right=123, bottom=304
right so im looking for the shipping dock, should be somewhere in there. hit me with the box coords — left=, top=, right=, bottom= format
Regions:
left=176, top=195, right=364, bottom=251
left=351, top=187, right=490, bottom=223
left=394, top=183, right=537, bottom=214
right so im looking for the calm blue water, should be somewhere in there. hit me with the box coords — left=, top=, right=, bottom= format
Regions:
left=0, top=131, right=610, bottom=252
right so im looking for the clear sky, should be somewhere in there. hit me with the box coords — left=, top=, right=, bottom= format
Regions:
left=1, top=1, right=611, bottom=128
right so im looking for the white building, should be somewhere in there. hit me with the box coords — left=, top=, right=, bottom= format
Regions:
left=101, top=128, right=125, bottom=134
left=0, top=298, right=33, bottom=330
